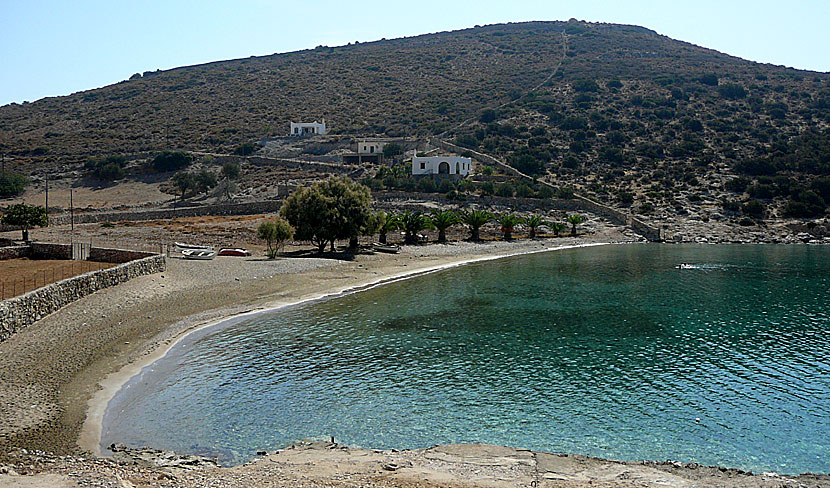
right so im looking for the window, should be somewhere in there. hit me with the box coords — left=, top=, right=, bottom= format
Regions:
left=420, top=162, right=426, bottom=170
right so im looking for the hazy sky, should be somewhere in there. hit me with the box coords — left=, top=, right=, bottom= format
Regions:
left=1, top=0, right=828, bottom=106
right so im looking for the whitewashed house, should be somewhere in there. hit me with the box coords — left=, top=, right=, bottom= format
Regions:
left=358, top=139, right=388, bottom=155
left=412, top=155, right=472, bottom=177
left=290, top=120, right=327, bottom=136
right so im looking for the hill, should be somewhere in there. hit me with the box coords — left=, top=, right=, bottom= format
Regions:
left=2, top=20, right=829, bottom=232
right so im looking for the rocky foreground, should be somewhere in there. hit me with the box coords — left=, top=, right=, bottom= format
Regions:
left=3, top=441, right=829, bottom=488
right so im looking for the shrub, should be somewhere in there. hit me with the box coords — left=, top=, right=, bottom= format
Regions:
left=718, top=84, right=747, bottom=100
left=700, top=74, right=719, bottom=86
left=257, top=218, right=294, bottom=258
left=573, top=79, right=599, bottom=92
left=234, top=142, right=258, bottom=156
left=479, top=109, right=497, bottom=123
left=496, top=183, right=515, bottom=197
left=221, top=162, right=241, bottom=180
left=382, top=143, right=403, bottom=158
left=152, top=151, right=193, bottom=172
left=0, top=171, right=28, bottom=197
left=741, top=199, right=765, bottom=217
left=725, top=177, right=751, bottom=193
left=86, top=155, right=127, bottom=181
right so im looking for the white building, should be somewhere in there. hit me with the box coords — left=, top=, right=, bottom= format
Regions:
left=290, top=120, right=327, bottom=136
left=357, top=139, right=388, bottom=155
left=412, top=155, right=473, bottom=177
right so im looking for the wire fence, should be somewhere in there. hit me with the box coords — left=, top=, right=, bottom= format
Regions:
left=1, top=260, right=116, bottom=300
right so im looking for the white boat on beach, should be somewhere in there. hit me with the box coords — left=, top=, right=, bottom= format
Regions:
left=175, top=242, right=213, bottom=250
left=373, top=243, right=401, bottom=254
left=181, top=249, right=216, bottom=260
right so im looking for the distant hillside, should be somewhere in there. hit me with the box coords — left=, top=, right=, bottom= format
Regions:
left=2, top=20, right=829, bottom=222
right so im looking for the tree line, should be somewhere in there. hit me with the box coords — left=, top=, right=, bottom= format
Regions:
left=256, top=177, right=588, bottom=257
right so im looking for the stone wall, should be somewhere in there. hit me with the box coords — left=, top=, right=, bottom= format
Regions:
left=47, top=200, right=285, bottom=226
left=0, top=246, right=31, bottom=260
left=0, top=247, right=165, bottom=343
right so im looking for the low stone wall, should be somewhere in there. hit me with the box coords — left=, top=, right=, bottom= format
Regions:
left=0, top=246, right=31, bottom=260
left=0, top=247, right=166, bottom=343
left=47, top=200, right=285, bottom=226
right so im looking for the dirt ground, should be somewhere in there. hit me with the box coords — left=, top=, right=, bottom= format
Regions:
left=0, top=259, right=115, bottom=299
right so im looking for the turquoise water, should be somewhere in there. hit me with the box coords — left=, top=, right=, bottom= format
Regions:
left=103, top=244, right=830, bottom=473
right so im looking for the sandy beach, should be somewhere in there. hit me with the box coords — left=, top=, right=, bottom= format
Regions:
left=3, top=229, right=830, bottom=487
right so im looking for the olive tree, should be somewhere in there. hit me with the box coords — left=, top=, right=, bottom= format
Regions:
left=1, top=203, right=47, bottom=241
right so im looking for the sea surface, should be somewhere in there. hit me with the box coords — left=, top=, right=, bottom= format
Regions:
left=103, top=244, right=830, bottom=473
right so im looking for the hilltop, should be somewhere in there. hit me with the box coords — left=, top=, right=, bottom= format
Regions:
left=1, top=20, right=829, bottom=236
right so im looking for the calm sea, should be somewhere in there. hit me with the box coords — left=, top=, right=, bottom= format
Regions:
left=103, top=244, right=830, bottom=473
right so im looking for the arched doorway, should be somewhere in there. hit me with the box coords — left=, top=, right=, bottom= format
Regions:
left=438, top=161, right=450, bottom=174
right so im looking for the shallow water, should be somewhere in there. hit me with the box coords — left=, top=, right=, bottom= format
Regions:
left=103, top=244, right=830, bottom=473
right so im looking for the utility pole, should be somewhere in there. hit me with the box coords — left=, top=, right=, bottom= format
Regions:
left=70, top=188, right=74, bottom=241
left=45, top=172, right=49, bottom=226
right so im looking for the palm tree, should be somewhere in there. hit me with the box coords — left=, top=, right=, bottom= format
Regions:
left=525, top=215, right=546, bottom=239
left=430, top=210, right=459, bottom=243
left=398, top=211, right=433, bottom=244
left=549, top=222, right=566, bottom=237
left=376, top=212, right=401, bottom=244
left=461, top=209, right=493, bottom=241
left=566, top=214, right=586, bottom=236
left=496, top=213, right=523, bottom=240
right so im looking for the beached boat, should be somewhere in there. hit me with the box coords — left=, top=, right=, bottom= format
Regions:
left=181, top=249, right=216, bottom=260
left=175, top=242, right=213, bottom=250
left=373, top=243, right=401, bottom=254
left=217, top=248, right=251, bottom=256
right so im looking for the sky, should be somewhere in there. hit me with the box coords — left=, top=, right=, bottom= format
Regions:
left=1, top=0, right=828, bottom=106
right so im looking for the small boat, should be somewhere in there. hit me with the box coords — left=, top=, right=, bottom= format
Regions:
left=181, top=249, right=216, bottom=260
left=218, top=248, right=251, bottom=257
left=373, top=243, right=401, bottom=254
left=175, top=242, right=213, bottom=250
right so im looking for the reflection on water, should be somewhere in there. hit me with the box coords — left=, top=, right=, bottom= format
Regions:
left=103, top=244, right=830, bottom=473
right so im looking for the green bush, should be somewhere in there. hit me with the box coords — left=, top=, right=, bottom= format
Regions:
left=479, top=109, right=497, bottom=123
left=718, top=84, right=747, bottom=100
left=725, top=177, right=750, bottom=193
left=86, top=155, right=126, bottom=181
left=741, top=199, right=765, bottom=217
left=573, top=79, right=599, bottom=92
left=0, top=171, right=28, bottom=197
left=234, top=142, right=258, bottom=156
left=152, top=151, right=193, bottom=172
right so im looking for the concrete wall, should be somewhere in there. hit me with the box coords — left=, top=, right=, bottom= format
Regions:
left=0, top=247, right=165, bottom=343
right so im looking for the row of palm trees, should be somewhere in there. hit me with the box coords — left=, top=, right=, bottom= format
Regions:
left=375, top=210, right=586, bottom=244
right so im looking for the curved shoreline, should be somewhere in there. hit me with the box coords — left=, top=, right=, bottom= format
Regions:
left=82, top=241, right=615, bottom=456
